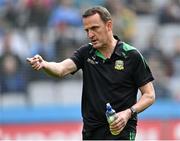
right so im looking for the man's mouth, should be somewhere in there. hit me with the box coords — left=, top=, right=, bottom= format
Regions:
left=91, top=40, right=97, bottom=44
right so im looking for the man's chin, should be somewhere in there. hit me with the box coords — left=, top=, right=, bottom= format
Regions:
left=92, top=43, right=101, bottom=49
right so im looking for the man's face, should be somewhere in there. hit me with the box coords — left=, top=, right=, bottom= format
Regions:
left=83, top=13, right=111, bottom=49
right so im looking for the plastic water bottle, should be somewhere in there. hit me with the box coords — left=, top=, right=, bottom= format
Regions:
left=105, top=103, right=120, bottom=135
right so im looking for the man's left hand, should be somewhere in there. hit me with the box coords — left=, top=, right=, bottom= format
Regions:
left=109, top=109, right=132, bottom=134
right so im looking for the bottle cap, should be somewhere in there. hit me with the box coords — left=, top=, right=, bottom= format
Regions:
left=106, top=103, right=112, bottom=112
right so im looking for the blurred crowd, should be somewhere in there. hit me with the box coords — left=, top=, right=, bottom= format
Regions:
left=0, top=0, right=180, bottom=103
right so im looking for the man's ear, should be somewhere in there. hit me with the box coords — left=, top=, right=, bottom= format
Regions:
left=106, top=20, right=113, bottom=31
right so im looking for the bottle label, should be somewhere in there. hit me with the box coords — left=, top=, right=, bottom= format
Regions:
left=107, top=116, right=116, bottom=124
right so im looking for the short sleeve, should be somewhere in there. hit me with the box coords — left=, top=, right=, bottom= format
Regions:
left=70, top=44, right=89, bottom=72
left=131, top=50, right=154, bottom=87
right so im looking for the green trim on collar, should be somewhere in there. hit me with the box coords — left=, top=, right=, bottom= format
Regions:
left=95, top=50, right=107, bottom=60
left=122, top=42, right=136, bottom=51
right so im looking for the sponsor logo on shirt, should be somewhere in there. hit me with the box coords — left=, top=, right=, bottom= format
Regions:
left=87, top=58, right=98, bottom=65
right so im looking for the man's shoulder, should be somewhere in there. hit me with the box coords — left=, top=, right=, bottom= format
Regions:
left=122, top=42, right=137, bottom=52
left=77, top=43, right=94, bottom=53
left=80, top=43, right=93, bottom=49
left=120, top=42, right=140, bottom=58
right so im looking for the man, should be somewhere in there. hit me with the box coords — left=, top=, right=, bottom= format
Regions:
left=27, top=6, right=155, bottom=140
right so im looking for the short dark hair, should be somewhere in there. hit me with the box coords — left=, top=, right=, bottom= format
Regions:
left=82, top=6, right=112, bottom=23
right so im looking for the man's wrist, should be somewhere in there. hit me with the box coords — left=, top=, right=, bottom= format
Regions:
left=130, top=107, right=137, bottom=117
left=42, top=61, right=48, bottom=69
left=126, top=108, right=132, bottom=119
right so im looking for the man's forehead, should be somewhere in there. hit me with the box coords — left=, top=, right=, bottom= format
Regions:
left=83, top=14, right=104, bottom=27
left=82, top=13, right=102, bottom=22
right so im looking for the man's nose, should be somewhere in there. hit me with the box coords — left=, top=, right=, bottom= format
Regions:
left=88, top=30, right=94, bottom=39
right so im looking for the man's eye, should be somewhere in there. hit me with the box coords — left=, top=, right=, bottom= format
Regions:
left=92, top=27, right=98, bottom=30
left=84, top=29, right=89, bottom=34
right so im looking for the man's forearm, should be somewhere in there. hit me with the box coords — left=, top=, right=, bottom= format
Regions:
left=42, top=59, right=77, bottom=78
left=131, top=82, right=155, bottom=114
left=43, top=61, right=64, bottom=77
left=132, top=92, right=155, bottom=114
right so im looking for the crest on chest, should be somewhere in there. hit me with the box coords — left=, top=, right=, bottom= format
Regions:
left=114, top=60, right=124, bottom=70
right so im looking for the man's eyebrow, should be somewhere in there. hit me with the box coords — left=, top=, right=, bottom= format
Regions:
left=84, top=25, right=99, bottom=30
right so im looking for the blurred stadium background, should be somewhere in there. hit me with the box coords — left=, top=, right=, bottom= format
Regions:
left=0, top=0, right=180, bottom=140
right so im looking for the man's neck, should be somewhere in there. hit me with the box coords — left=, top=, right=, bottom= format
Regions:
left=98, top=36, right=117, bottom=59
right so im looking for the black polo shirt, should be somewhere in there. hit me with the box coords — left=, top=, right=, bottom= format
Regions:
left=70, top=36, right=154, bottom=132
